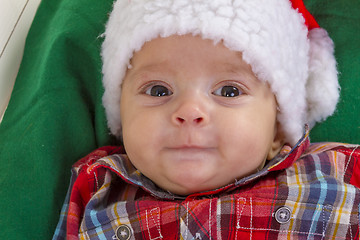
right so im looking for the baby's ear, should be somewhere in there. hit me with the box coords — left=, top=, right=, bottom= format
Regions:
left=267, top=123, right=285, bottom=160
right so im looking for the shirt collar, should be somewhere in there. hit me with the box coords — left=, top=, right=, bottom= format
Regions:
left=92, top=126, right=310, bottom=200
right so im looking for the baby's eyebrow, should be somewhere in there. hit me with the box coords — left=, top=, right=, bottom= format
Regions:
left=124, top=62, right=176, bottom=85
left=214, top=61, right=260, bottom=82
left=130, top=61, right=175, bottom=74
left=218, top=63, right=248, bottom=74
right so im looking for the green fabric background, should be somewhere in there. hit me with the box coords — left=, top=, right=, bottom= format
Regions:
left=0, top=0, right=358, bottom=239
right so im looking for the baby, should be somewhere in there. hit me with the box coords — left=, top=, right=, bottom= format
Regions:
left=53, top=0, right=360, bottom=239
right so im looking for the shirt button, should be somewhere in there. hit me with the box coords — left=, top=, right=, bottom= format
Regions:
left=275, top=206, right=292, bottom=224
left=115, top=225, right=132, bottom=240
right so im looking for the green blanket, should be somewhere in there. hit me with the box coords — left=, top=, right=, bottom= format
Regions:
left=0, top=0, right=359, bottom=239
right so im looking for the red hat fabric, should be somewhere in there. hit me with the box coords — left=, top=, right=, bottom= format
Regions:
left=290, top=0, right=319, bottom=29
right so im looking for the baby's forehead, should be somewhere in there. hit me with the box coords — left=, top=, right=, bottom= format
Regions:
left=129, top=35, right=250, bottom=70
left=125, top=35, right=261, bottom=84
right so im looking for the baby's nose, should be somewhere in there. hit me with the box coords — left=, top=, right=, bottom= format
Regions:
left=174, top=115, right=204, bottom=125
left=171, top=98, right=209, bottom=127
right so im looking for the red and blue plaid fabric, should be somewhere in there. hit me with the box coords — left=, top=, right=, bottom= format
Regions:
left=53, top=129, right=360, bottom=240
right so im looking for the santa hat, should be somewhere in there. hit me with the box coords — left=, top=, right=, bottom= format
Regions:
left=101, top=0, right=339, bottom=145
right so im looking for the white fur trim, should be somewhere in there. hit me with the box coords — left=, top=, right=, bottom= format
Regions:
left=306, top=28, right=339, bottom=128
left=101, top=0, right=338, bottom=146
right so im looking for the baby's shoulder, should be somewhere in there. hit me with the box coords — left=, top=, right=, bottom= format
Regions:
left=303, top=142, right=359, bottom=158
left=295, top=141, right=360, bottom=187
left=72, top=146, right=124, bottom=173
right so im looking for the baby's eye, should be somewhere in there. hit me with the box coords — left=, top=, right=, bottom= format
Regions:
left=145, top=85, right=173, bottom=97
left=213, top=85, right=242, bottom=97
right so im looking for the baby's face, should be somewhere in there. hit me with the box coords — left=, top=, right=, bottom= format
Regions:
left=120, top=34, right=282, bottom=195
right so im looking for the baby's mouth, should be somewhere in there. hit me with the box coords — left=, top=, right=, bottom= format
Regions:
left=163, top=145, right=217, bottom=159
left=170, top=145, right=211, bottom=149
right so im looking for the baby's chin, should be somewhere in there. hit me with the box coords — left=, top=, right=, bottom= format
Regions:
left=164, top=185, right=215, bottom=197
left=155, top=175, right=234, bottom=196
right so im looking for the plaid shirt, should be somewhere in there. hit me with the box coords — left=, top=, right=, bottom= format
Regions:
left=53, top=129, right=360, bottom=240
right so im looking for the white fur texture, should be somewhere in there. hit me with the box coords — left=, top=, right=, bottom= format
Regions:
left=306, top=28, right=339, bottom=128
left=101, top=0, right=339, bottom=145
